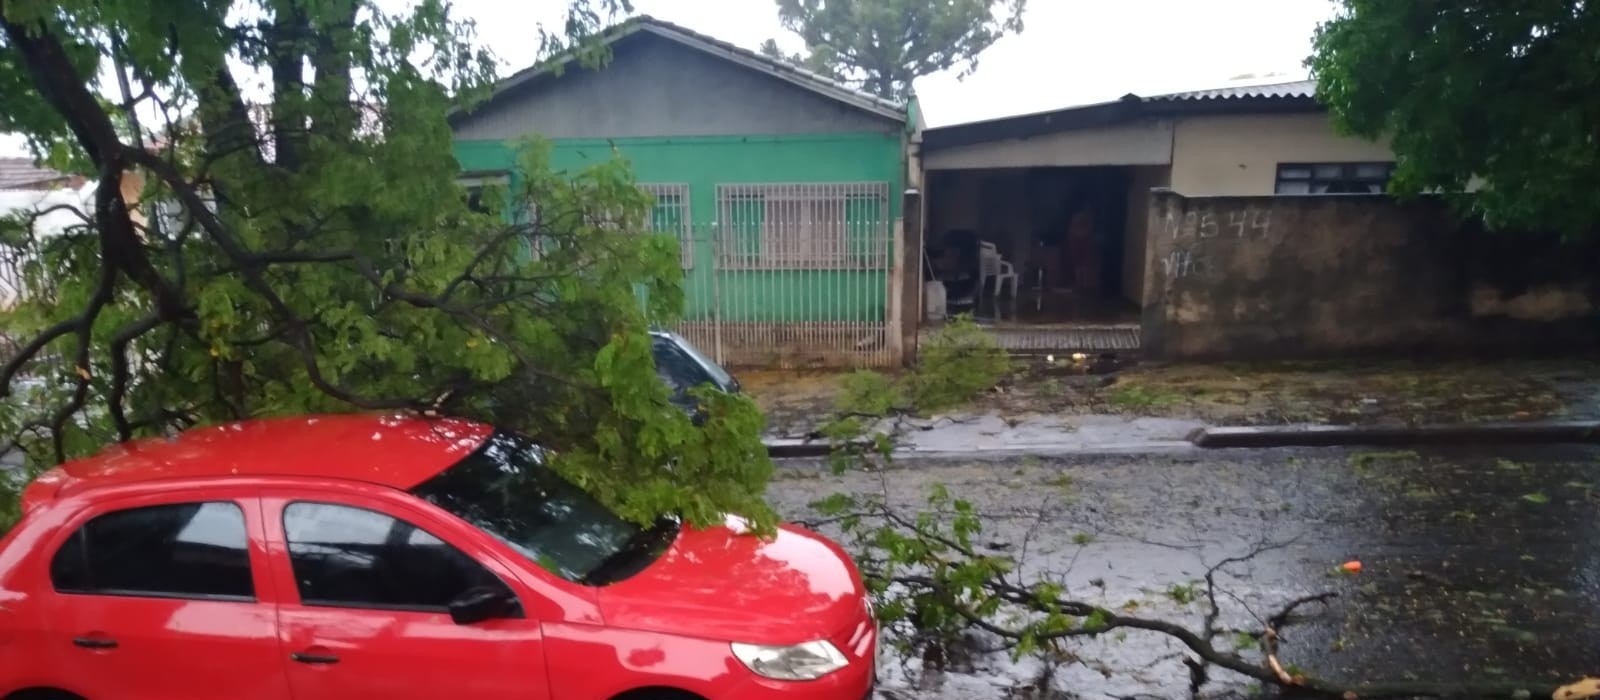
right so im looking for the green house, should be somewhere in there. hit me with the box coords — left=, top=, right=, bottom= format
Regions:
left=450, top=17, right=917, bottom=368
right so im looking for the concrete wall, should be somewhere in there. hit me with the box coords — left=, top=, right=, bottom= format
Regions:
left=923, top=119, right=1174, bottom=170
left=1121, top=165, right=1170, bottom=304
left=1140, top=192, right=1600, bottom=359
left=453, top=34, right=899, bottom=140
left=1169, top=113, right=1393, bottom=196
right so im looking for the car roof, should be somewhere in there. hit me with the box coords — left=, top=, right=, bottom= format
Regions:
left=26, top=414, right=492, bottom=505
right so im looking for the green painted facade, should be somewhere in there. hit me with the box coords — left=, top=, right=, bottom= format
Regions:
left=453, top=133, right=905, bottom=323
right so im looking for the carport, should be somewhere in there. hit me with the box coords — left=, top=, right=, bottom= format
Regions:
left=919, top=95, right=1171, bottom=352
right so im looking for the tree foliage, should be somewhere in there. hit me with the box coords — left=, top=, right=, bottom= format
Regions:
left=1310, top=0, right=1600, bottom=236
left=0, top=0, right=774, bottom=532
left=760, top=0, right=1026, bottom=101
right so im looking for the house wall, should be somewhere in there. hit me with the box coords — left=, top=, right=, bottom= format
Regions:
left=452, top=34, right=898, bottom=140
left=922, top=119, right=1173, bottom=170
left=1169, top=112, right=1393, bottom=196
left=451, top=29, right=910, bottom=367
left=1140, top=191, right=1600, bottom=359
left=455, top=133, right=904, bottom=331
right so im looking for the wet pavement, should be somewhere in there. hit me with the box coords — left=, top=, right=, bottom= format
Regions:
left=768, top=446, right=1600, bottom=699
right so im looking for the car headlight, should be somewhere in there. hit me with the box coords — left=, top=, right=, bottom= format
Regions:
left=730, top=640, right=849, bottom=681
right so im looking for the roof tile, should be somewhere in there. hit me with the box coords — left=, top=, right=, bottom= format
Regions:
left=0, top=157, right=70, bottom=190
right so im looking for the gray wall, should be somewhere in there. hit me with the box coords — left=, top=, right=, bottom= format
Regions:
left=453, top=34, right=900, bottom=140
left=1141, top=192, right=1600, bottom=359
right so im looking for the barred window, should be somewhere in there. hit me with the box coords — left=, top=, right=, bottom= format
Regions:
left=715, top=183, right=888, bottom=270
left=640, top=183, right=692, bottom=268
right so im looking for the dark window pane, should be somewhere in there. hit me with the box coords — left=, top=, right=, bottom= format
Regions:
left=1353, top=163, right=1390, bottom=179
left=51, top=502, right=253, bottom=600
left=1278, top=166, right=1313, bottom=179
left=465, top=186, right=488, bottom=213
left=1276, top=181, right=1312, bottom=195
left=283, top=503, right=511, bottom=611
left=1313, top=164, right=1346, bottom=179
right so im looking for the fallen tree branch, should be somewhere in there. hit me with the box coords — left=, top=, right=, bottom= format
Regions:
left=830, top=496, right=1575, bottom=700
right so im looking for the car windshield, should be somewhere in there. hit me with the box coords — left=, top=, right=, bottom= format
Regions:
left=411, top=431, right=675, bottom=585
left=664, top=332, right=734, bottom=389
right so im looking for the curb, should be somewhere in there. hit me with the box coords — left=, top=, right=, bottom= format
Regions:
left=1188, top=421, right=1600, bottom=449
left=769, top=421, right=1600, bottom=459
left=765, top=441, right=839, bottom=459
left=767, top=440, right=1199, bottom=461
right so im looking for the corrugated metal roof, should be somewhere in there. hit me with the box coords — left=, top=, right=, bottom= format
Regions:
left=924, top=78, right=1323, bottom=151
left=0, top=157, right=70, bottom=190
left=465, top=16, right=906, bottom=123
left=1144, top=79, right=1317, bottom=102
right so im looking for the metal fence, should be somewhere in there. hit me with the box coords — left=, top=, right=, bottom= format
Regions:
left=658, top=183, right=899, bottom=368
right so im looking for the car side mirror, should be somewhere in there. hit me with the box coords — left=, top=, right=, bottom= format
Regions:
left=448, top=586, right=518, bottom=626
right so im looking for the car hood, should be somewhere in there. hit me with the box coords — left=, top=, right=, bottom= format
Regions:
left=595, top=517, right=867, bottom=646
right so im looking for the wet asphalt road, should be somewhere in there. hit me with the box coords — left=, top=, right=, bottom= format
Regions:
left=767, top=446, right=1600, bottom=699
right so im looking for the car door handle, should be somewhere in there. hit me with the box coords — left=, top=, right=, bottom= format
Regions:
left=72, top=636, right=118, bottom=649
left=290, top=651, right=340, bottom=665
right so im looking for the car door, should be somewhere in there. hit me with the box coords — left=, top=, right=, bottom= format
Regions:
left=261, top=491, right=551, bottom=700
left=37, top=492, right=291, bottom=700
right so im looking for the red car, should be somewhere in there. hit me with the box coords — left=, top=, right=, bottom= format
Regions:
left=0, top=415, right=876, bottom=700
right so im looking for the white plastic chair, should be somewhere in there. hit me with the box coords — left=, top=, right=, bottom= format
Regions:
left=978, top=241, right=1019, bottom=299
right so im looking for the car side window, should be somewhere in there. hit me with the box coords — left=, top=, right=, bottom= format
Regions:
left=50, top=501, right=254, bottom=601
left=282, top=502, right=515, bottom=612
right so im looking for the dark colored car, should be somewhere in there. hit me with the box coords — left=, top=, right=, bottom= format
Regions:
left=650, top=330, right=740, bottom=414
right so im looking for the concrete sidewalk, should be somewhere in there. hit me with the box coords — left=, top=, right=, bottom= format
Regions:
left=766, top=415, right=1600, bottom=458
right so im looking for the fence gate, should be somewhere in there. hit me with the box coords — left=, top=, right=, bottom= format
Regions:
left=671, top=183, right=899, bottom=369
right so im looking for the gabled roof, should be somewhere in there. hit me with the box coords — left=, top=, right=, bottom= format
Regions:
left=457, top=15, right=906, bottom=124
left=924, top=78, right=1323, bottom=152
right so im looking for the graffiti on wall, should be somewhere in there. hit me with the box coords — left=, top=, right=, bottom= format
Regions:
left=1158, top=204, right=1274, bottom=281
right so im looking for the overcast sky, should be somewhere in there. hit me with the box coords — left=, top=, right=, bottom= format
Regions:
left=1, top=0, right=1336, bottom=156
left=453, top=0, right=1339, bottom=125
